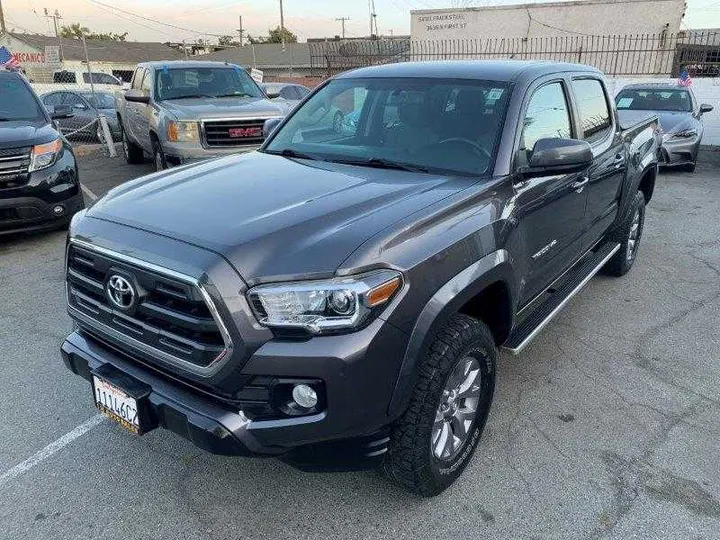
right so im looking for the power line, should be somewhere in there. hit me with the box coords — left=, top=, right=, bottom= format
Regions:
left=84, top=1, right=178, bottom=39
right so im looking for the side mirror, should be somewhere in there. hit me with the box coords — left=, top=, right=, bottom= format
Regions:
left=263, top=117, right=283, bottom=138
left=700, top=103, right=713, bottom=115
left=522, top=138, right=593, bottom=177
left=125, top=90, right=150, bottom=104
left=51, top=104, right=74, bottom=119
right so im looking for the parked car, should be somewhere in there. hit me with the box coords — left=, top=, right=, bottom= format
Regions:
left=615, top=83, right=713, bottom=172
left=0, top=70, right=83, bottom=236
left=40, top=90, right=121, bottom=143
left=53, top=69, right=125, bottom=87
left=117, top=61, right=289, bottom=171
left=261, top=82, right=311, bottom=109
left=61, top=61, right=658, bottom=496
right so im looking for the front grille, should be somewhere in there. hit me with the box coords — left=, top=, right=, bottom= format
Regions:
left=202, top=118, right=269, bottom=148
left=0, top=147, right=31, bottom=189
left=66, top=243, right=230, bottom=370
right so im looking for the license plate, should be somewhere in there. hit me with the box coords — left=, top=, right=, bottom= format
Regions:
left=93, top=376, right=141, bottom=434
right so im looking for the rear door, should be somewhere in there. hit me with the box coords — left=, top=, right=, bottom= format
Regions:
left=514, top=78, right=590, bottom=306
left=569, top=77, right=626, bottom=250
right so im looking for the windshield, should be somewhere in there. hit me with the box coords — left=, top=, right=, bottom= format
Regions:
left=84, top=93, right=116, bottom=109
left=155, top=67, right=263, bottom=100
left=616, top=88, right=693, bottom=112
left=0, top=75, right=44, bottom=121
left=264, top=77, right=509, bottom=176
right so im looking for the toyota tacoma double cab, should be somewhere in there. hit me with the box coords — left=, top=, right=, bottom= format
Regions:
left=116, top=61, right=289, bottom=171
left=61, top=61, right=658, bottom=496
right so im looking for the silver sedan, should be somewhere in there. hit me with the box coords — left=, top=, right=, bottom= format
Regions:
left=615, top=83, right=713, bottom=172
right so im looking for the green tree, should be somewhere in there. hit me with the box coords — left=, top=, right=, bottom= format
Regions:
left=60, top=23, right=127, bottom=42
left=218, top=35, right=240, bottom=47
left=248, top=26, right=298, bottom=44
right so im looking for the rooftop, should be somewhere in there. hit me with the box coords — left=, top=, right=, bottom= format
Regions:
left=198, top=43, right=311, bottom=68
left=7, top=33, right=185, bottom=64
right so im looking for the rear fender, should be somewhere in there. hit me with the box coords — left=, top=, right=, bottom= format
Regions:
left=387, top=249, right=516, bottom=417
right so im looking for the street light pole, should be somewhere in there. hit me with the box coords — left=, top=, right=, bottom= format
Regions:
left=279, top=0, right=285, bottom=52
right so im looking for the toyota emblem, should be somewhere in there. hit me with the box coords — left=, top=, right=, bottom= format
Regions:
left=106, top=275, right=136, bottom=310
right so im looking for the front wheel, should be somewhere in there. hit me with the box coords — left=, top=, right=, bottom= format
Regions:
left=603, top=190, right=646, bottom=276
left=120, top=122, right=144, bottom=164
left=383, top=314, right=496, bottom=497
left=152, top=139, right=167, bottom=172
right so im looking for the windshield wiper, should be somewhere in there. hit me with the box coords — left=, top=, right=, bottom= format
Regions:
left=265, top=148, right=322, bottom=161
left=214, top=93, right=253, bottom=98
left=336, top=157, right=430, bottom=173
left=165, top=94, right=214, bottom=100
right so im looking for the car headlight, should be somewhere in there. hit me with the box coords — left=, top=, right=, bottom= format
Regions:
left=167, top=121, right=200, bottom=142
left=29, top=137, right=63, bottom=172
left=248, top=270, right=403, bottom=334
left=668, top=129, right=698, bottom=140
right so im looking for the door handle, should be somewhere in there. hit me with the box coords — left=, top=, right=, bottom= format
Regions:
left=572, top=177, right=589, bottom=193
left=614, top=154, right=625, bottom=169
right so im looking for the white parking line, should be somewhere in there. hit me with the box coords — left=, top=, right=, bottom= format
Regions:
left=81, top=184, right=98, bottom=201
left=0, top=415, right=105, bottom=488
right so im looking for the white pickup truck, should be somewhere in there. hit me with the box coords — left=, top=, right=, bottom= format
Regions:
left=116, top=61, right=289, bottom=171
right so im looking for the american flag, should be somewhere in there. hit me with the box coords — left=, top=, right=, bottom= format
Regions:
left=0, top=46, right=20, bottom=69
left=678, top=70, right=693, bottom=87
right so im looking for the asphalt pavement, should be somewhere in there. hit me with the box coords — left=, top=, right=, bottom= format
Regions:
left=0, top=146, right=718, bottom=539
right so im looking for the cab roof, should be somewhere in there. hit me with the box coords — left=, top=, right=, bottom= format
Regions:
left=336, top=60, right=601, bottom=83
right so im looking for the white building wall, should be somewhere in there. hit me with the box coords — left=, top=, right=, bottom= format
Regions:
left=608, top=77, right=720, bottom=145
left=411, top=0, right=686, bottom=40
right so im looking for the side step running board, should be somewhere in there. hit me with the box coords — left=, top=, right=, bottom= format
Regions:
left=501, top=242, right=621, bottom=355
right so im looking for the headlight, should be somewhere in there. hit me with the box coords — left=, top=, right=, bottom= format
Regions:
left=29, top=138, right=63, bottom=172
left=167, top=121, right=200, bottom=142
left=248, top=270, right=403, bottom=334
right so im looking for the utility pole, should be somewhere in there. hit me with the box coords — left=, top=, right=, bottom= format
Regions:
left=335, top=17, right=350, bottom=40
left=279, top=0, right=285, bottom=52
left=367, top=0, right=377, bottom=38
left=0, top=0, right=7, bottom=33
left=237, top=15, right=244, bottom=47
left=44, top=8, right=63, bottom=60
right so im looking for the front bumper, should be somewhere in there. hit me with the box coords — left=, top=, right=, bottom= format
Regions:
left=61, top=318, right=408, bottom=469
left=660, top=135, right=701, bottom=166
left=162, top=140, right=260, bottom=166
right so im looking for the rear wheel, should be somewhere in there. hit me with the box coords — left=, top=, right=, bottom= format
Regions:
left=603, top=190, right=646, bottom=276
left=120, top=121, right=144, bottom=164
left=383, top=314, right=496, bottom=497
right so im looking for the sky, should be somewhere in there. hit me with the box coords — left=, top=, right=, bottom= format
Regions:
left=3, top=0, right=720, bottom=43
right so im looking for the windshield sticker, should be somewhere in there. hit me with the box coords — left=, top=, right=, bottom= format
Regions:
left=617, top=97, right=634, bottom=108
left=487, top=88, right=504, bottom=101
left=185, top=71, right=199, bottom=86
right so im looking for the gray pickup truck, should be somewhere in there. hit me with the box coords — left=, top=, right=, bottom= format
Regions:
left=116, top=61, right=288, bottom=170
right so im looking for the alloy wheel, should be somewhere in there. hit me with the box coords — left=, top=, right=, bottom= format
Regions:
left=626, top=207, right=641, bottom=262
left=431, top=355, right=481, bottom=461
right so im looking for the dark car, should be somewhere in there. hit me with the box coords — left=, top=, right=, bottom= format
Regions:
left=261, top=82, right=311, bottom=108
left=61, top=61, right=658, bottom=496
left=40, top=90, right=121, bottom=143
left=615, top=83, right=713, bottom=171
left=0, top=70, right=84, bottom=236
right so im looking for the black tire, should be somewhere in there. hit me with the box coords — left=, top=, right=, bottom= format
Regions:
left=602, top=190, right=646, bottom=277
left=152, top=138, right=167, bottom=172
left=682, top=161, right=696, bottom=172
left=120, top=121, right=144, bottom=164
left=383, top=314, right=496, bottom=497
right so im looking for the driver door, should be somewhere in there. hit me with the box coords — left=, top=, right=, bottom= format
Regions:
left=514, top=79, right=590, bottom=306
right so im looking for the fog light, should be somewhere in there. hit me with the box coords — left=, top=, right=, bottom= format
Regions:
left=292, top=384, right=318, bottom=409
left=53, top=205, right=65, bottom=215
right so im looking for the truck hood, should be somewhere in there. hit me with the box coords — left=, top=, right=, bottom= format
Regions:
left=160, top=96, right=289, bottom=120
left=88, top=151, right=472, bottom=283
left=0, top=119, right=58, bottom=148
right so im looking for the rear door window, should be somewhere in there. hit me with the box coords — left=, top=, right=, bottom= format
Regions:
left=521, top=82, right=572, bottom=152
left=572, top=78, right=613, bottom=144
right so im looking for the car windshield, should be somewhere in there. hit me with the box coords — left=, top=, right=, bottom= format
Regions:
left=84, top=93, right=116, bottom=109
left=0, top=75, right=44, bottom=121
left=264, top=77, right=510, bottom=176
left=616, top=88, right=693, bottom=112
left=155, top=67, right=263, bottom=100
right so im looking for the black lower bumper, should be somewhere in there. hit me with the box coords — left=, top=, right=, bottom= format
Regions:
left=61, top=330, right=392, bottom=470
left=0, top=191, right=84, bottom=235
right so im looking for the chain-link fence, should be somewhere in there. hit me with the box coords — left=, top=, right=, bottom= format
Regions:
left=309, top=31, right=720, bottom=79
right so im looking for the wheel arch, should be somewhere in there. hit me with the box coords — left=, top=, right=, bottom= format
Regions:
left=638, top=165, right=656, bottom=203
left=387, top=249, right=517, bottom=418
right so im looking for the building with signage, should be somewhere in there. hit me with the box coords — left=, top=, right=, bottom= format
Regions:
left=411, top=0, right=686, bottom=40
left=0, top=32, right=184, bottom=83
